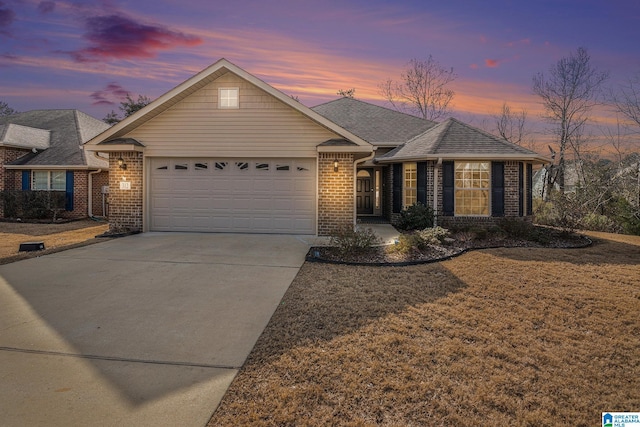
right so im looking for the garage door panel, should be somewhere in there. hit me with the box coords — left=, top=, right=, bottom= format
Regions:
left=150, top=158, right=316, bottom=233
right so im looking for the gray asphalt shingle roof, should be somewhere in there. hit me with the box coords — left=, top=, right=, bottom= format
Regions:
left=312, top=98, right=435, bottom=146
left=0, top=110, right=109, bottom=168
left=377, top=117, right=541, bottom=161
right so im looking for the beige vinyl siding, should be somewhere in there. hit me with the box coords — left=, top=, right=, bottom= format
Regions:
left=125, top=73, right=339, bottom=157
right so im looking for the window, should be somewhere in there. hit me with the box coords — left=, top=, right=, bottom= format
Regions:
left=32, top=171, right=66, bottom=191
left=194, top=162, right=208, bottom=171
left=403, top=162, right=417, bottom=208
left=219, top=88, right=239, bottom=108
left=454, top=162, right=490, bottom=216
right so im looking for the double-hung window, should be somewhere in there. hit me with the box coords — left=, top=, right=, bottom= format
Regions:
left=454, top=162, right=490, bottom=216
left=403, top=162, right=417, bottom=208
left=32, top=170, right=66, bottom=191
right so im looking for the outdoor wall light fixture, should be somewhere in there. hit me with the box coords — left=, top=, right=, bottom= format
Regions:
left=117, top=157, right=127, bottom=170
left=333, top=158, right=339, bottom=172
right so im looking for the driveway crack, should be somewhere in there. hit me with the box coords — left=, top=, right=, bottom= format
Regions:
left=0, top=346, right=239, bottom=370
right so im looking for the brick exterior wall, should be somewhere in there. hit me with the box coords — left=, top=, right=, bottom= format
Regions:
left=389, top=160, right=533, bottom=229
left=318, top=153, right=354, bottom=236
left=91, top=170, right=109, bottom=217
left=504, top=161, right=520, bottom=217
left=108, top=152, right=143, bottom=233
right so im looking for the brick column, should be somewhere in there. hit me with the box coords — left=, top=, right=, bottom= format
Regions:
left=317, top=153, right=354, bottom=236
left=108, top=152, right=143, bottom=233
left=1, top=147, right=30, bottom=217
left=504, top=161, right=520, bottom=217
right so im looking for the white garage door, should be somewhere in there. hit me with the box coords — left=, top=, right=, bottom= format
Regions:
left=150, top=158, right=316, bottom=234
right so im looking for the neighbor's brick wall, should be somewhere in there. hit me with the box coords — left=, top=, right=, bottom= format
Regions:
left=91, top=170, right=109, bottom=217
left=58, top=170, right=88, bottom=220
left=108, top=152, right=143, bottom=233
left=0, top=147, right=30, bottom=217
left=318, top=153, right=354, bottom=236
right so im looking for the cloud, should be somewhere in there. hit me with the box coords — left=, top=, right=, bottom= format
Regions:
left=0, top=1, right=16, bottom=34
left=485, top=58, right=499, bottom=68
left=38, top=1, right=56, bottom=14
left=70, top=13, right=202, bottom=62
left=90, top=82, right=130, bottom=106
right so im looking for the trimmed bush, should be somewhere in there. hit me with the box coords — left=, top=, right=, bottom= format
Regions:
left=0, top=190, right=66, bottom=220
left=330, top=225, right=381, bottom=257
left=416, top=226, right=450, bottom=245
left=394, top=203, right=434, bottom=231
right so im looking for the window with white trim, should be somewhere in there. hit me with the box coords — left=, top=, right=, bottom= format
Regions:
left=32, top=170, right=66, bottom=191
left=219, top=88, right=239, bottom=108
left=403, top=162, right=417, bottom=208
left=454, top=162, right=490, bottom=216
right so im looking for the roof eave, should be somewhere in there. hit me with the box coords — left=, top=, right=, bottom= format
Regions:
left=318, top=145, right=375, bottom=154
left=3, top=164, right=99, bottom=170
left=84, top=143, right=145, bottom=153
left=376, top=153, right=551, bottom=164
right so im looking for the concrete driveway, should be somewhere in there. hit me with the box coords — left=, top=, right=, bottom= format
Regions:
left=0, top=232, right=313, bottom=426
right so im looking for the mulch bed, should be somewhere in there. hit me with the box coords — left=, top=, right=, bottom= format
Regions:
left=309, top=228, right=591, bottom=265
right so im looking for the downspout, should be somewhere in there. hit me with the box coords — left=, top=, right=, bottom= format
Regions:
left=87, top=169, right=102, bottom=218
left=433, top=158, right=442, bottom=227
left=353, top=150, right=376, bottom=227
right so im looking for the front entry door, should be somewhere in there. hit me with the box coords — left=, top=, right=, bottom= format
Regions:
left=356, top=169, right=374, bottom=215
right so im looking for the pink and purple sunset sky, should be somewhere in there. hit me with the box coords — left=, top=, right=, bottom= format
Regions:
left=1, top=0, right=639, bottom=145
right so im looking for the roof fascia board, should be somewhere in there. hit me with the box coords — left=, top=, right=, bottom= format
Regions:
left=376, top=153, right=551, bottom=164
left=84, top=144, right=145, bottom=153
left=3, top=165, right=94, bottom=170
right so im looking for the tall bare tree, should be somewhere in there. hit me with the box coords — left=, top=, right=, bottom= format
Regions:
left=0, top=100, right=18, bottom=116
left=613, top=71, right=640, bottom=128
left=379, top=55, right=456, bottom=121
left=493, top=102, right=531, bottom=147
left=532, top=47, right=608, bottom=193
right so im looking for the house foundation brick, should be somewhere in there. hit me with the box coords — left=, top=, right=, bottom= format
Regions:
left=318, top=153, right=354, bottom=236
left=108, top=152, right=143, bottom=233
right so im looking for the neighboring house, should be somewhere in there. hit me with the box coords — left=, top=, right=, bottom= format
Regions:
left=0, top=110, right=110, bottom=219
left=83, top=58, right=549, bottom=235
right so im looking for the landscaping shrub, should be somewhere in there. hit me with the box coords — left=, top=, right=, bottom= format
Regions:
left=416, top=226, right=450, bottom=245
left=0, top=190, right=66, bottom=220
left=498, top=218, right=551, bottom=244
left=386, top=233, right=426, bottom=256
left=394, top=202, right=434, bottom=231
left=330, top=225, right=381, bottom=256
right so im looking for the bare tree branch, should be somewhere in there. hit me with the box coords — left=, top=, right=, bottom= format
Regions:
left=379, top=55, right=457, bottom=121
left=532, top=47, right=609, bottom=193
left=613, top=71, right=640, bottom=128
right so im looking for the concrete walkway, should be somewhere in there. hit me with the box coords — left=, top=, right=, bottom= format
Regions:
left=0, top=233, right=311, bottom=427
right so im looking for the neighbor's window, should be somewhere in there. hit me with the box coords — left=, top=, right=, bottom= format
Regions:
left=403, top=162, right=417, bottom=208
left=219, top=88, right=239, bottom=108
left=32, top=170, right=66, bottom=191
left=454, top=162, right=490, bottom=216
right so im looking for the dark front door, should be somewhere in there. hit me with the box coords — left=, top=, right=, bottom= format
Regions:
left=356, top=169, right=374, bottom=215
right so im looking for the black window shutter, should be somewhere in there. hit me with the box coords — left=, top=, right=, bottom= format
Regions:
left=491, top=162, right=505, bottom=217
left=518, top=162, right=524, bottom=216
left=22, top=171, right=31, bottom=190
left=442, top=161, right=454, bottom=216
left=417, top=161, right=427, bottom=205
left=392, top=163, right=402, bottom=213
left=65, top=170, right=74, bottom=211
left=526, top=163, right=533, bottom=215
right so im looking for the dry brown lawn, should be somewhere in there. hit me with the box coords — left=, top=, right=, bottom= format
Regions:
left=210, top=231, right=640, bottom=426
left=0, top=220, right=109, bottom=264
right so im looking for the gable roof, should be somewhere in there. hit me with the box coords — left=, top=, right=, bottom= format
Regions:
left=0, top=123, right=50, bottom=150
left=85, top=58, right=371, bottom=151
left=312, top=98, right=436, bottom=146
left=376, top=117, right=549, bottom=163
left=0, top=110, right=109, bottom=168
